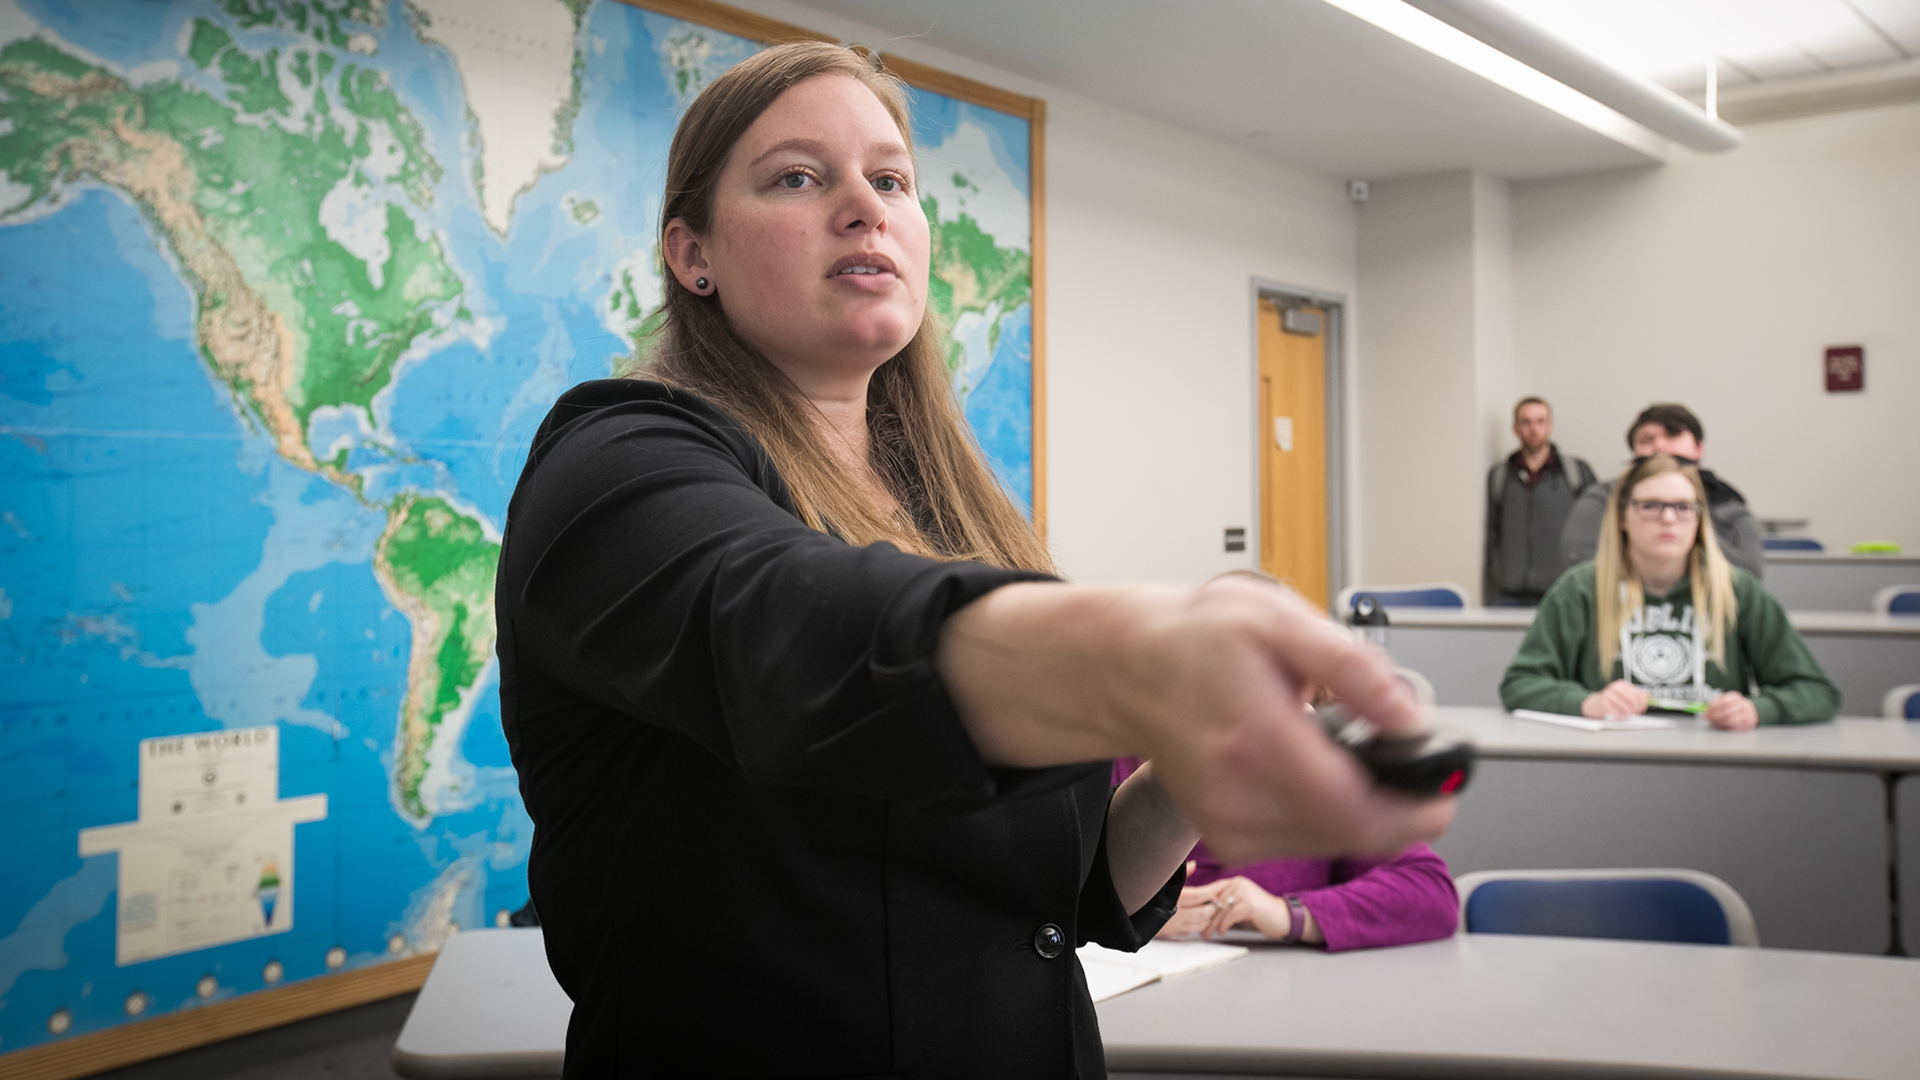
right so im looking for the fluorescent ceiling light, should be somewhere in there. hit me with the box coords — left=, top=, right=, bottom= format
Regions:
left=1492, top=0, right=1903, bottom=85
left=1321, top=0, right=1669, bottom=159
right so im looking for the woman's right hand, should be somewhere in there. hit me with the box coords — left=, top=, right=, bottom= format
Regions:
left=1112, top=577, right=1454, bottom=864
left=1582, top=679, right=1650, bottom=719
left=938, top=575, right=1455, bottom=867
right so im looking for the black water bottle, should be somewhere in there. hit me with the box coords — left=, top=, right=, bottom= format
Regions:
left=1347, top=592, right=1389, bottom=648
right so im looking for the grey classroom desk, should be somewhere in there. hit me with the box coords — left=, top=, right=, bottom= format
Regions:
left=1382, top=606, right=1920, bottom=717
left=392, top=928, right=568, bottom=1079
left=1426, top=706, right=1917, bottom=954
left=394, top=928, right=1920, bottom=1080
left=1101, top=935, right=1920, bottom=1080
left=1765, top=552, right=1920, bottom=610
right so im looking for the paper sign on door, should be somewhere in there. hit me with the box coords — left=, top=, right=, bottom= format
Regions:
left=1274, top=416, right=1294, bottom=452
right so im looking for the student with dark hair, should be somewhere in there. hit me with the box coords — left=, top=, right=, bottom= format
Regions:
left=1560, top=403, right=1765, bottom=579
left=1486, top=396, right=1596, bottom=605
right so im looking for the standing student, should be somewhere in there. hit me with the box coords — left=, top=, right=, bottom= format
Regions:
left=1485, top=396, right=1596, bottom=606
left=1113, top=759, right=1458, bottom=951
left=1560, top=403, right=1765, bottom=579
left=497, top=42, right=1454, bottom=1079
left=1504, top=454, right=1838, bottom=727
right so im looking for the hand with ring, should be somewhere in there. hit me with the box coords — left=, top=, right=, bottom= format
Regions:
left=1156, top=875, right=1320, bottom=943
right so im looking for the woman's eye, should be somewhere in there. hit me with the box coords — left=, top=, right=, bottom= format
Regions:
left=873, top=174, right=907, bottom=193
left=778, top=171, right=813, bottom=189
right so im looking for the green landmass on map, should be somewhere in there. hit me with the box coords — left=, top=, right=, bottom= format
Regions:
left=0, top=30, right=463, bottom=453
left=219, top=0, right=378, bottom=47
left=922, top=194, right=1030, bottom=374
left=0, top=21, right=490, bottom=822
left=550, top=0, right=593, bottom=156
left=376, top=495, right=499, bottom=821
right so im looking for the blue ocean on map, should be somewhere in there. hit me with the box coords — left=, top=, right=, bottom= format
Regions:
left=1, top=0, right=1035, bottom=1055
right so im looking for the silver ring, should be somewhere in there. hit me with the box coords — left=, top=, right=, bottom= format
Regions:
left=1225, top=896, right=1237, bottom=908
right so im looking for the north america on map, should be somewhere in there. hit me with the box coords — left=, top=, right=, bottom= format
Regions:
left=0, top=0, right=1035, bottom=1055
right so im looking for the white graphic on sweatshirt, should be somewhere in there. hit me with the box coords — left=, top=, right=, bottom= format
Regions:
left=1619, top=600, right=1712, bottom=704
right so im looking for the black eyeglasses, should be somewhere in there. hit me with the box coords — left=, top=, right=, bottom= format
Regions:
left=1628, top=499, right=1701, bottom=521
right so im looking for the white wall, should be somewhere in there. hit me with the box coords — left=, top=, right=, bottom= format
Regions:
left=732, top=0, right=1360, bottom=584
left=1353, top=170, right=1515, bottom=599
left=1510, top=102, right=1920, bottom=552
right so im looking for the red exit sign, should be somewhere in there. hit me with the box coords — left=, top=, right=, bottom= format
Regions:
left=1825, top=346, right=1864, bottom=392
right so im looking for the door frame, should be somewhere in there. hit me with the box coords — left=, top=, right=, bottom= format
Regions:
left=1248, top=277, right=1350, bottom=609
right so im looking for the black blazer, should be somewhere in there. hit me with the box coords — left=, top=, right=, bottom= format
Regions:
left=496, top=380, right=1180, bottom=1078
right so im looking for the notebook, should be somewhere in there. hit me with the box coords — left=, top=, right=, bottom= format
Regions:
left=1076, top=939, right=1250, bottom=1002
left=1512, top=708, right=1678, bottom=733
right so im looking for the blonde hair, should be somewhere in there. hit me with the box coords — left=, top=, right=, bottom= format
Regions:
left=630, top=41, right=1051, bottom=574
left=1594, top=453, right=1738, bottom=673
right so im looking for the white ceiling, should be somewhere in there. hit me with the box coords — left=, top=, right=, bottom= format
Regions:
left=790, top=0, right=1666, bottom=181
left=1493, top=0, right=1920, bottom=94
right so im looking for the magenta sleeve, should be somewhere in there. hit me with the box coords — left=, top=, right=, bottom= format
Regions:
left=1293, top=843, right=1459, bottom=952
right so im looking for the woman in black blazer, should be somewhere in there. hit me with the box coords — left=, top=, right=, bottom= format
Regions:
left=496, top=41, right=1454, bottom=1079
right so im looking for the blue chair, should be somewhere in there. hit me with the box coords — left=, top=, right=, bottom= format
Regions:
left=1872, top=585, right=1920, bottom=615
left=1762, top=537, right=1825, bottom=552
left=1335, top=583, right=1469, bottom=612
left=1884, top=685, right=1920, bottom=720
left=1455, top=869, right=1759, bottom=947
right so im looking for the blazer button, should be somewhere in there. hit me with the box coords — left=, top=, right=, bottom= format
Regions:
left=1033, top=923, right=1065, bottom=959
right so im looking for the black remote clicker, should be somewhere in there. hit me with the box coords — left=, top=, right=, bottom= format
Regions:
left=1314, top=705, right=1473, bottom=797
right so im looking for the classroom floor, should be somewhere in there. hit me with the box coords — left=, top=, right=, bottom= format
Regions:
left=91, top=994, right=414, bottom=1080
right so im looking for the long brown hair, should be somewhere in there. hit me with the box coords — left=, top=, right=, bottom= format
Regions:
left=631, top=41, right=1052, bottom=574
left=1594, top=453, right=1738, bottom=673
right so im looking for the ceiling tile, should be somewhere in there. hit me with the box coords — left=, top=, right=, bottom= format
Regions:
left=1797, top=32, right=1905, bottom=70
left=1725, top=45, right=1828, bottom=81
left=1844, top=0, right=1920, bottom=57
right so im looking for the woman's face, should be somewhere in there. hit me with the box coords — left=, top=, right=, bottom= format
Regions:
left=1622, top=471, right=1701, bottom=568
left=676, top=74, right=930, bottom=387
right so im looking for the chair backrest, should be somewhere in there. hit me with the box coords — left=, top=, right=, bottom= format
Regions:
left=1872, top=585, right=1920, bottom=615
left=1762, top=537, right=1825, bottom=552
left=1884, top=684, right=1920, bottom=721
left=1393, top=667, right=1436, bottom=708
left=1455, top=868, right=1759, bottom=947
left=1335, top=583, right=1470, bottom=612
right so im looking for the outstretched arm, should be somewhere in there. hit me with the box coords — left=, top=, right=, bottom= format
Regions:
left=936, top=577, right=1455, bottom=869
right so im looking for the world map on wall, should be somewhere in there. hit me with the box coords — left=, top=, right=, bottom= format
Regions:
left=0, top=0, right=1035, bottom=1056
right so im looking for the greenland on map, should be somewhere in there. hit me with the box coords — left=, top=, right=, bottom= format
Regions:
left=0, top=0, right=1036, bottom=1056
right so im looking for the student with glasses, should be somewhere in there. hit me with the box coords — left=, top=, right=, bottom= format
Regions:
left=1502, top=453, right=1838, bottom=728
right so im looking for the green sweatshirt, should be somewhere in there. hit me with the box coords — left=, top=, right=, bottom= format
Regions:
left=1500, top=563, right=1841, bottom=724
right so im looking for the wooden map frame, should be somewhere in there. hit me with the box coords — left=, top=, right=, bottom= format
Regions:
left=6, top=2, right=1047, bottom=1077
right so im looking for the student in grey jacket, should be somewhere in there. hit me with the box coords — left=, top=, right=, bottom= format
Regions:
left=1486, top=397, right=1596, bottom=605
left=1561, top=403, right=1765, bottom=580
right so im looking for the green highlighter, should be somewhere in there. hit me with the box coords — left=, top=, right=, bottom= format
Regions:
left=1650, top=698, right=1709, bottom=714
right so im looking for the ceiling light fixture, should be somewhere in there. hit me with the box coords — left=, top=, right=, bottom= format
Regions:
left=1395, top=0, right=1743, bottom=151
left=1318, top=0, right=1668, bottom=159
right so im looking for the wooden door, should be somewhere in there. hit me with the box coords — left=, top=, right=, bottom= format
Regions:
left=1257, top=299, right=1328, bottom=607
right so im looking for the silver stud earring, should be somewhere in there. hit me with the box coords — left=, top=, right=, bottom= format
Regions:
left=695, top=277, right=709, bottom=291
